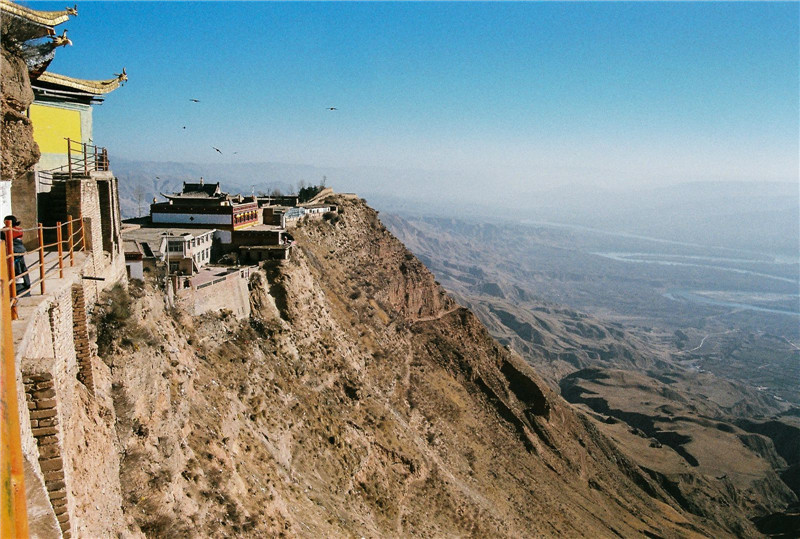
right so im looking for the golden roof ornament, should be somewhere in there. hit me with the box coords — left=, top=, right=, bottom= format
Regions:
left=114, top=67, right=128, bottom=85
left=0, top=0, right=76, bottom=40
left=36, top=71, right=127, bottom=95
left=50, top=29, right=72, bottom=48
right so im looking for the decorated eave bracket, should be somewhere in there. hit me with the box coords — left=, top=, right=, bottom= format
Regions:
left=0, top=1, right=77, bottom=43
left=0, top=1, right=78, bottom=75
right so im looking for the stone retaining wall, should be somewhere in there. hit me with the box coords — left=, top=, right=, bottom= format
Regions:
left=23, top=370, right=72, bottom=538
left=71, top=284, right=94, bottom=395
left=177, top=270, right=251, bottom=319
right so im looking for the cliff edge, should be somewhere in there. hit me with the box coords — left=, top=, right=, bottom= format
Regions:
left=94, top=196, right=731, bottom=537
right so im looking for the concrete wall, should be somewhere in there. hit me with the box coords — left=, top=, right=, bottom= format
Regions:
left=126, top=259, right=143, bottom=281
left=177, top=271, right=251, bottom=319
left=29, top=101, right=92, bottom=173
left=9, top=170, right=38, bottom=249
left=0, top=180, right=11, bottom=219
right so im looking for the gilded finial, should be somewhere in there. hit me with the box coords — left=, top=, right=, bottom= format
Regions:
left=51, top=29, right=72, bottom=47
left=114, top=67, right=127, bottom=85
left=66, top=4, right=77, bottom=16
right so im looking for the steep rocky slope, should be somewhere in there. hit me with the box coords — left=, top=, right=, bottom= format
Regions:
left=383, top=211, right=799, bottom=534
left=96, top=197, right=730, bottom=537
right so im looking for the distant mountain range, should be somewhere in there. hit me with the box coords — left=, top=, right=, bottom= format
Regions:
left=112, top=157, right=798, bottom=256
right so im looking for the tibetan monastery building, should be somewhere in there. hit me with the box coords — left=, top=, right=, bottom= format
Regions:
left=30, top=71, right=125, bottom=172
left=151, top=181, right=259, bottom=241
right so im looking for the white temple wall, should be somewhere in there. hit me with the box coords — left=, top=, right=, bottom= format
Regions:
left=151, top=212, right=230, bottom=226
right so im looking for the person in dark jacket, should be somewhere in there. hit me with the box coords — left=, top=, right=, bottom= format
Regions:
left=2, top=215, right=30, bottom=294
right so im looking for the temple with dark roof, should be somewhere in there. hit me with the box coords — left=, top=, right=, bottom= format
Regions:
left=150, top=180, right=260, bottom=240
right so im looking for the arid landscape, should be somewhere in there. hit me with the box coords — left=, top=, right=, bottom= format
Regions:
left=93, top=197, right=746, bottom=537
left=3, top=1, right=797, bottom=537
left=382, top=203, right=800, bottom=535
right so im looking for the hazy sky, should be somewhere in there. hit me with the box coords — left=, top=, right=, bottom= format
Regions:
left=34, top=1, right=799, bottom=188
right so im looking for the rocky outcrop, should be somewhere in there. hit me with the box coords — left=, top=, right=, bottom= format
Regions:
left=1, top=45, right=39, bottom=181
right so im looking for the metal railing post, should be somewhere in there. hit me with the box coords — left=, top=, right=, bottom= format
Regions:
left=4, top=220, right=17, bottom=320
left=56, top=221, right=64, bottom=278
left=0, top=240, right=30, bottom=538
left=37, top=223, right=45, bottom=295
left=67, top=138, right=73, bottom=179
left=79, top=213, right=87, bottom=252
left=93, top=145, right=98, bottom=171
left=67, top=215, right=74, bottom=267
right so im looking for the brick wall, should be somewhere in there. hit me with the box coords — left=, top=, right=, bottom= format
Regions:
left=23, top=371, right=72, bottom=538
left=71, top=284, right=94, bottom=395
left=65, top=178, right=102, bottom=258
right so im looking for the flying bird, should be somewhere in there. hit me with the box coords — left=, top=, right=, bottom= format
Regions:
left=212, top=146, right=223, bottom=154
left=326, top=107, right=337, bottom=111
left=190, top=99, right=200, bottom=103
left=182, top=126, right=186, bottom=129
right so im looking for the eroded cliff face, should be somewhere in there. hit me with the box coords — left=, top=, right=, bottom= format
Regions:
left=1, top=38, right=134, bottom=538
left=1, top=44, right=39, bottom=181
left=95, top=197, right=737, bottom=537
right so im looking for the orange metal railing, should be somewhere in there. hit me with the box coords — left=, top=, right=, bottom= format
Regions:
left=0, top=214, right=86, bottom=531
left=44, top=138, right=109, bottom=179
left=2, top=215, right=86, bottom=320
left=0, top=240, right=29, bottom=537
left=67, top=138, right=109, bottom=178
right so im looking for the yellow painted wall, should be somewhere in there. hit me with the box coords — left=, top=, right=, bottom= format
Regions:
left=29, top=103, right=82, bottom=155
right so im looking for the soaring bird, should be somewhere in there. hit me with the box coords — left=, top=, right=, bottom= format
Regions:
left=190, top=98, right=200, bottom=103
left=212, top=146, right=223, bottom=154
left=326, top=107, right=337, bottom=111
left=182, top=126, right=186, bottom=129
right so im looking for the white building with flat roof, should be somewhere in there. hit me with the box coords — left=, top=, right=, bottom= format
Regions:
left=122, top=226, right=217, bottom=275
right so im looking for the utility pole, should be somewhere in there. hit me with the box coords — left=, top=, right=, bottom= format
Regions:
left=164, top=231, right=170, bottom=296
left=133, top=184, right=144, bottom=218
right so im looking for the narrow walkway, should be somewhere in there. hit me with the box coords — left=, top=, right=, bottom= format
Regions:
left=15, top=251, right=81, bottom=300
left=410, top=306, right=461, bottom=324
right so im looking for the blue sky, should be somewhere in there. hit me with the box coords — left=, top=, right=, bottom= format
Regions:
left=30, top=1, right=800, bottom=188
